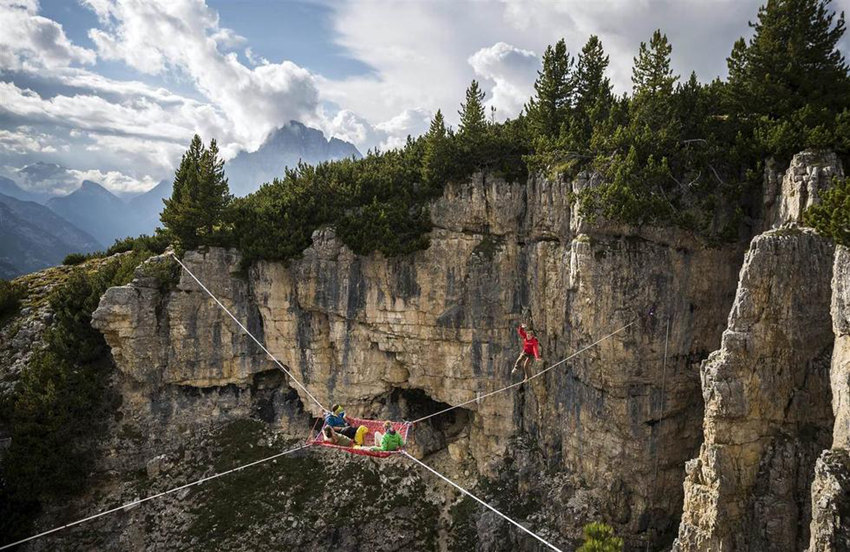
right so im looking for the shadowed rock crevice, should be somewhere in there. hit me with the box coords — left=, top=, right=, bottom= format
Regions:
left=372, top=387, right=472, bottom=457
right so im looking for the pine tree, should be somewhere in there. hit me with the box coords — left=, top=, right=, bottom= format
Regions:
left=526, top=39, right=574, bottom=137
left=806, top=176, right=850, bottom=245
left=631, top=30, right=680, bottom=134
left=421, top=109, right=452, bottom=189
left=458, top=80, right=487, bottom=138
left=571, top=35, right=613, bottom=147
left=727, top=0, right=850, bottom=118
left=632, top=29, right=678, bottom=97
left=575, top=35, right=612, bottom=112
left=161, top=135, right=232, bottom=250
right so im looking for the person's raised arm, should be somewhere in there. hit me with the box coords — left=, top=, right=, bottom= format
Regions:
left=517, top=324, right=527, bottom=340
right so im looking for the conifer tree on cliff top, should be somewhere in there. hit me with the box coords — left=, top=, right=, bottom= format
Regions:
left=727, top=0, right=850, bottom=119
left=458, top=80, right=487, bottom=140
left=525, top=38, right=575, bottom=138
left=161, top=135, right=232, bottom=251
left=632, top=29, right=678, bottom=99
left=422, top=109, right=452, bottom=189
left=569, top=35, right=613, bottom=147
left=630, top=29, right=680, bottom=137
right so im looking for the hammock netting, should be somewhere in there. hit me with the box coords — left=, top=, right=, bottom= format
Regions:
left=310, top=416, right=411, bottom=458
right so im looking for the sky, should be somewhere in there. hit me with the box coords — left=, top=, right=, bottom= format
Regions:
left=0, top=0, right=848, bottom=197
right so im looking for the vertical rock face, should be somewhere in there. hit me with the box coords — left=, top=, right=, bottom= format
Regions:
left=763, top=151, right=844, bottom=230
left=92, top=250, right=304, bottom=435
left=674, top=227, right=836, bottom=551
left=830, top=246, right=850, bottom=452
left=808, top=245, right=850, bottom=551
left=94, top=171, right=746, bottom=547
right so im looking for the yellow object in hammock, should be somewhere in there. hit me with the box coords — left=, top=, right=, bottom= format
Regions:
left=355, top=425, right=368, bottom=445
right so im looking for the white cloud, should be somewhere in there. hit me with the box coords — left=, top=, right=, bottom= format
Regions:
left=0, top=81, right=211, bottom=143
left=321, top=0, right=775, bottom=127
left=468, top=42, right=538, bottom=120
left=11, top=161, right=156, bottom=195
left=0, top=127, right=61, bottom=154
left=69, top=168, right=158, bottom=194
left=82, top=132, right=185, bottom=172
left=0, top=0, right=96, bottom=70
left=83, top=0, right=320, bottom=152
left=375, top=108, right=432, bottom=150
left=318, top=107, right=431, bottom=152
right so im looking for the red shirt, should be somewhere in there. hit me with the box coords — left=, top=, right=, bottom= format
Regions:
left=517, top=326, right=540, bottom=359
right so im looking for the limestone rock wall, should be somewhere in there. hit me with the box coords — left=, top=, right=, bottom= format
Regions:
left=763, top=151, right=844, bottom=230
left=93, top=171, right=746, bottom=547
left=92, top=250, right=306, bottom=437
left=808, top=245, right=850, bottom=551
left=674, top=227, right=836, bottom=551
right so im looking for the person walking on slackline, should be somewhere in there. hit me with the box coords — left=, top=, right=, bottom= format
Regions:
left=511, top=323, right=541, bottom=381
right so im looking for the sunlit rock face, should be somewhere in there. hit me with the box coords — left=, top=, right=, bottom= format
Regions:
left=673, top=227, right=836, bottom=551
left=93, top=167, right=748, bottom=548
left=807, top=245, right=850, bottom=552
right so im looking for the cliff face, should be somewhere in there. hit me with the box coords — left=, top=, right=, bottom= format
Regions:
left=91, top=170, right=745, bottom=548
left=673, top=151, right=848, bottom=551
left=762, top=151, right=843, bottom=230
left=674, top=227, right=836, bottom=551
left=807, top=245, right=850, bottom=551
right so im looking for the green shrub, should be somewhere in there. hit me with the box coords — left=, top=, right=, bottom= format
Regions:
left=62, top=252, right=88, bottom=265
left=0, top=279, right=25, bottom=322
left=806, top=176, right=850, bottom=245
left=577, top=522, right=624, bottom=552
left=136, top=255, right=180, bottom=291
left=62, top=251, right=109, bottom=265
left=0, top=249, right=154, bottom=541
left=106, top=232, right=170, bottom=256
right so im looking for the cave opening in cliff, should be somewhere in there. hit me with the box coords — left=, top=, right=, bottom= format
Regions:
left=377, top=388, right=471, bottom=455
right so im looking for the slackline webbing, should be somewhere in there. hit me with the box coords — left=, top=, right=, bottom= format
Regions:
left=0, top=443, right=311, bottom=551
left=170, top=252, right=329, bottom=413
left=403, top=451, right=564, bottom=552
left=410, top=321, right=635, bottom=424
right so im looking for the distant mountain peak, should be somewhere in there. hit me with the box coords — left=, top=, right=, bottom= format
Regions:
left=78, top=180, right=112, bottom=195
left=226, top=120, right=361, bottom=197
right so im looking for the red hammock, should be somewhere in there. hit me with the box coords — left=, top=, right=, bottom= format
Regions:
left=310, top=416, right=411, bottom=458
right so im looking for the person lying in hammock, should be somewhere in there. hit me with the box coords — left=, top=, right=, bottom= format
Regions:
left=322, top=425, right=354, bottom=447
left=371, top=421, right=405, bottom=452
left=511, top=323, right=541, bottom=381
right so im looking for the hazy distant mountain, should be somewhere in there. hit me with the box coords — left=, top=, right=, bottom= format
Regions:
left=226, top=121, right=361, bottom=196
left=126, top=179, right=171, bottom=235
left=0, top=176, right=41, bottom=203
left=46, top=181, right=131, bottom=246
left=18, top=161, right=66, bottom=186
left=0, top=193, right=102, bottom=278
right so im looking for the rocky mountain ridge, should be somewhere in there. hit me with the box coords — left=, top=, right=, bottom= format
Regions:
left=0, top=192, right=102, bottom=278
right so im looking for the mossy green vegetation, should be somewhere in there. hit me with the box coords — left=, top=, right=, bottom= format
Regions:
left=62, top=252, right=89, bottom=266
left=447, top=495, right=480, bottom=551
left=0, top=248, right=162, bottom=542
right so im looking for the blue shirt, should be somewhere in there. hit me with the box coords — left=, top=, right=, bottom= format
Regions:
left=324, top=411, right=347, bottom=428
